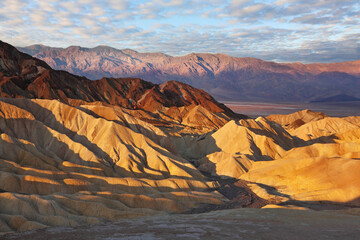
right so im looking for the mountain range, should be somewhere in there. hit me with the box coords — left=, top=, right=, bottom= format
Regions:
left=18, top=44, right=360, bottom=102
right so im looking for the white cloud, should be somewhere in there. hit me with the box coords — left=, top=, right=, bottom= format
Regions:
left=90, top=5, right=106, bottom=17
left=0, top=0, right=28, bottom=11
left=34, top=1, right=57, bottom=12
left=229, top=0, right=251, bottom=8
left=0, top=0, right=358, bottom=63
left=59, top=1, right=83, bottom=14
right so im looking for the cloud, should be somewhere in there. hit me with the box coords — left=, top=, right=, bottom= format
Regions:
left=256, top=34, right=360, bottom=63
left=0, top=0, right=358, bottom=63
left=222, top=0, right=360, bottom=25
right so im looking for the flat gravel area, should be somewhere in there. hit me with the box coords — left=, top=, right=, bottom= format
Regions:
left=3, top=208, right=360, bottom=240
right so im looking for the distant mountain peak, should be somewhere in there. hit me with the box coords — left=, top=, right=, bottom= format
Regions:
left=26, top=43, right=49, bottom=48
left=121, top=48, right=138, bottom=54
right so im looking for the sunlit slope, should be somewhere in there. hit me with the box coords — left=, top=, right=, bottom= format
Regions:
left=0, top=98, right=224, bottom=233
left=267, top=109, right=360, bottom=141
left=180, top=117, right=298, bottom=179
left=241, top=113, right=360, bottom=206
left=266, top=109, right=328, bottom=130
left=182, top=111, right=360, bottom=206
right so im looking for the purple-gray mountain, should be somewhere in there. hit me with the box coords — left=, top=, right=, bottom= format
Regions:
left=18, top=45, right=360, bottom=102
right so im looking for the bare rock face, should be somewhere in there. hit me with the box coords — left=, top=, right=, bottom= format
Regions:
left=18, top=44, right=360, bottom=101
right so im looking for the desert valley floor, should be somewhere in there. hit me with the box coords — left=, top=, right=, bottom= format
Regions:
left=224, top=101, right=360, bottom=118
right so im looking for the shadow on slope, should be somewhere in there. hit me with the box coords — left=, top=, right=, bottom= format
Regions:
left=1, top=99, right=206, bottom=178
left=0, top=102, right=230, bottom=232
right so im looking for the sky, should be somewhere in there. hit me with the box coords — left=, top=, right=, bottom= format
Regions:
left=0, top=0, right=359, bottom=63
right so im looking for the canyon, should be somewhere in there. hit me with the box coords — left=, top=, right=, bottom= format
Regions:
left=0, top=40, right=359, bottom=238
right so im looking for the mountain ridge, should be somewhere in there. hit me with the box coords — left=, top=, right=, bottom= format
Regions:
left=17, top=44, right=360, bottom=102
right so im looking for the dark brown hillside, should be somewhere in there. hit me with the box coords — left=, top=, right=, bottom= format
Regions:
left=1, top=40, right=239, bottom=122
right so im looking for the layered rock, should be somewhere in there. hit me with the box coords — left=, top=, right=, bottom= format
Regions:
left=178, top=117, right=297, bottom=179
left=0, top=98, right=224, bottom=233
left=172, top=110, right=360, bottom=208
left=239, top=112, right=360, bottom=206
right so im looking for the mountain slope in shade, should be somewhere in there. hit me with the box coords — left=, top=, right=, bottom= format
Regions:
left=18, top=44, right=360, bottom=101
left=1, top=40, right=240, bottom=131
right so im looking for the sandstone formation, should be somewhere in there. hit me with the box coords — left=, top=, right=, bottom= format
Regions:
left=194, top=111, right=360, bottom=207
left=18, top=44, right=360, bottom=101
left=0, top=98, right=225, bottom=233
